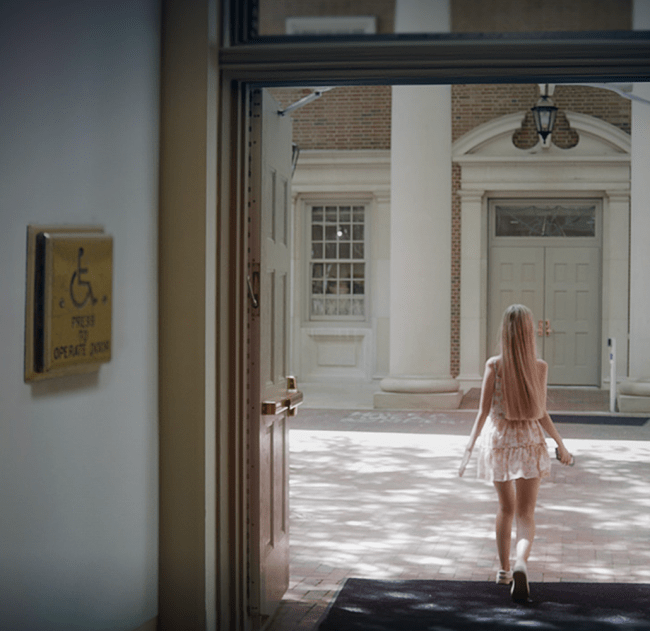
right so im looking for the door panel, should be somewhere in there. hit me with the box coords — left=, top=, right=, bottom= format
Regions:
left=488, top=247, right=545, bottom=355
left=248, top=89, right=293, bottom=625
left=488, top=245, right=600, bottom=386
left=545, top=247, right=600, bottom=385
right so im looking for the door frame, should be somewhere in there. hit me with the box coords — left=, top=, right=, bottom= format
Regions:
left=453, top=112, right=631, bottom=392
left=159, top=2, right=647, bottom=628
left=486, top=198, right=603, bottom=385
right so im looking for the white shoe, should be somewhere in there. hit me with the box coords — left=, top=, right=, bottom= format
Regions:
left=496, top=570, right=512, bottom=585
left=511, top=560, right=530, bottom=602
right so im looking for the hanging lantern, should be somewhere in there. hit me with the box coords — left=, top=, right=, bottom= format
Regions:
left=531, top=85, right=558, bottom=143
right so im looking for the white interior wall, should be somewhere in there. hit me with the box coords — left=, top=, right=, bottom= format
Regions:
left=0, top=2, right=159, bottom=629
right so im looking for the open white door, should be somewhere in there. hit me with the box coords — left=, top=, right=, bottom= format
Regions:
left=247, top=88, right=302, bottom=627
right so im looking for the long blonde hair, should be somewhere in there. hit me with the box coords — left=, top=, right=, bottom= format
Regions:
left=499, top=304, right=544, bottom=420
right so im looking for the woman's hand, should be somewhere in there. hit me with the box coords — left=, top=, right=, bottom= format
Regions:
left=555, top=443, right=574, bottom=466
left=459, top=447, right=472, bottom=477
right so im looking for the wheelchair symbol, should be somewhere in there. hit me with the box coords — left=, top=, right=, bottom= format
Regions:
left=70, top=247, right=98, bottom=308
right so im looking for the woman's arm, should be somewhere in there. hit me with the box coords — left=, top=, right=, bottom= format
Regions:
left=538, top=412, right=573, bottom=464
left=459, top=359, right=496, bottom=476
left=536, top=360, right=573, bottom=465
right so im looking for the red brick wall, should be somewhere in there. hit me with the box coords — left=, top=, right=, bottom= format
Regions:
left=275, top=83, right=630, bottom=152
left=452, top=0, right=631, bottom=32
left=270, top=86, right=392, bottom=150
left=452, top=84, right=630, bottom=145
left=259, top=0, right=630, bottom=36
left=258, top=0, right=395, bottom=36
left=451, top=162, right=462, bottom=376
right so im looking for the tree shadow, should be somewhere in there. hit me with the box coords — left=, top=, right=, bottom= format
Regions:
left=290, top=430, right=650, bottom=584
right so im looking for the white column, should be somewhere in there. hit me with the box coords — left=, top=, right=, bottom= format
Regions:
left=619, top=0, right=650, bottom=411
left=375, top=0, right=461, bottom=409
left=458, top=191, right=486, bottom=389
left=603, top=193, right=630, bottom=384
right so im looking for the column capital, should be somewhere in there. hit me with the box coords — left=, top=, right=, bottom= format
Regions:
left=374, top=190, right=391, bottom=204
left=456, top=189, right=484, bottom=203
left=605, top=191, right=631, bottom=204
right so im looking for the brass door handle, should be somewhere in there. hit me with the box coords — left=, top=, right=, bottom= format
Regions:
left=285, top=389, right=304, bottom=417
left=537, top=320, right=544, bottom=337
left=261, top=376, right=304, bottom=416
left=545, top=320, right=553, bottom=336
left=261, top=398, right=288, bottom=416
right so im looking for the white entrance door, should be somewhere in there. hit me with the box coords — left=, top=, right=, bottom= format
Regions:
left=488, top=246, right=545, bottom=355
left=544, top=246, right=601, bottom=385
left=248, top=89, right=301, bottom=627
left=488, top=245, right=601, bottom=385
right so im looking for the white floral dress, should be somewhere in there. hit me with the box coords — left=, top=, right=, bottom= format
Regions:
left=476, top=359, right=551, bottom=482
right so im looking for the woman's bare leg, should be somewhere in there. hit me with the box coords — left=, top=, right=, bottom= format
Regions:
left=514, top=477, right=541, bottom=564
left=493, top=481, right=515, bottom=571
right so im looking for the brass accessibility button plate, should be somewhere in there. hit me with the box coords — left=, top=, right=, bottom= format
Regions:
left=24, top=225, right=113, bottom=381
left=40, top=232, right=113, bottom=371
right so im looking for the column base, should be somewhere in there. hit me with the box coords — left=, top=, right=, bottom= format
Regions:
left=457, top=373, right=483, bottom=392
left=617, top=379, right=650, bottom=413
left=374, top=390, right=463, bottom=410
left=618, top=395, right=650, bottom=413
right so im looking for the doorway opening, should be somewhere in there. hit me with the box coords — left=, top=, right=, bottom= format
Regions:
left=487, top=199, right=603, bottom=386
left=249, top=82, right=632, bottom=630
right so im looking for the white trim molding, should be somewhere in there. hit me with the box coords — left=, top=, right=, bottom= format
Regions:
left=290, top=150, right=391, bottom=382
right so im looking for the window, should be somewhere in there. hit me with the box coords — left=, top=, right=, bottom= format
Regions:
left=494, top=202, right=597, bottom=238
left=309, top=203, right=367, bottom=320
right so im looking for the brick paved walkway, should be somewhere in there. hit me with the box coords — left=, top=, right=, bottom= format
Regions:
left=266, top=392, right=650, bottom=631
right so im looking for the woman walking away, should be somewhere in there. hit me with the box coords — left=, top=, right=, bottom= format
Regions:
left=458, top=304, right=573, bottom=603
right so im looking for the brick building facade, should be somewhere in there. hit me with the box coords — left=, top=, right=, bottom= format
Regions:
left=270, top=0, right=634, bottom=393
left=272, top=80, right=631, bottom=379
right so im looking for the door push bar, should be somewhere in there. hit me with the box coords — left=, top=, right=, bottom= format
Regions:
left=261, top=376, right=304, bottom=416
